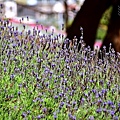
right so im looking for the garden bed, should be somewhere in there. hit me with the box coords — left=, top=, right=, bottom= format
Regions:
left=0, top=17, right=120, bottom=120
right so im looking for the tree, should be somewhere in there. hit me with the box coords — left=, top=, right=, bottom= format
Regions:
left=64, top=0, right=120, bottom=53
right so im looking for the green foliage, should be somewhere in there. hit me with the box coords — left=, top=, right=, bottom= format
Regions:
left=96, top=27, right=107, bottom=40
left=100, top=6, right=113, bottom=25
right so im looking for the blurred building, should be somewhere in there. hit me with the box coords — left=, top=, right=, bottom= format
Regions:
left=0, top=0, right=85, bottom=29
left=0, top=0, right=17, bottom=18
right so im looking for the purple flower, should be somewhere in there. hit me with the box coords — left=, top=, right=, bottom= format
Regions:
left=60, top=73, right=64, bottom=78
left=97, top=99, right=102, bottom=106
left=18, top=84, right=22, bottom=88
left=36, top=115, right=41, bottom=119
left=39, top=104, right=42, bottom=108
left=89, top=80, right=94, bottom=83
left=101, top=89, right=107, bottom=94
left=95, top=93, right=99, bottom=98
left=28, top=30, right=31, bottom=35
left=18, top=91, right=21, bottom=96
left=42, top=107, right=47, bottom=113
left=72, top=101, right=76, bottom=106
left=10, top=74, right=15, bottom=79
left=111, top=105, right=116, bottom=109
left=65, top=59, right=69, bottom=63
left=103, top=102, right=107, bottom=107
left=54, top=80, right=57, bottom=83
left=65, top=87, right=69, bottom=91
left=99, top=80, right=104, bottom=85
left=96, top=108, right=102, bottom=113
left=38, top=30, right=40, bottom=34
left=103, top=108, right=107, bottom=113
left=107, top=100, right=114, bottom=106
left=89, top=116, right=95, bottom=120
left=3, top=60, right=6, bottom=66
left=23, top=25, right=25, bottom=29
left=60, top=102, right=64, bottom=106
left=53, top=112, right=57, bottom=119
left=66, top=103, right=71, bottom=108
left=59, top=93, right=63, bottom=98
left=68, top=113, right=76, bottom=120
left=118, top=102, right=120, bottom=108
left=92, top=89, right=96, bottom=94
left=4, top=67, right=7, bottom=73
left=113, top=116, right=119, bottom=120
left=72, top=116, right=76, bottom=120
left=44, top=67, right=50, bottom=74
left=37, top=58, right=41, bottom=63
left=54, top=95, right=58, bottom=99
left=21, top=112, right=27, bottom=118
left=0, top=4, right=3, bottom=8
left=68, top=113, right=73, bottom=119
left=27, top=110, right=30, bottom=115
left=110, top=110, right=115, bottom=116
left=26, top=16, right=29, bottom=20
left=45, top=82, right=49, bottom=87
left=54, top=114, right=57, bottom=119
left=59, top=102, right=64, bottom=109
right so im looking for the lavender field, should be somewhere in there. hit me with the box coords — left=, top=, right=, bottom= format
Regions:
left=0, top=17, right=120, bottom=120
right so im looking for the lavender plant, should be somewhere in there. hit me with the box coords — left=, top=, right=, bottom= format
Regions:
left=0, top=16, right=120, bottom=120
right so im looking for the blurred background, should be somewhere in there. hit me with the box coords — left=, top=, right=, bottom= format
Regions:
left=0, top=0, right=84, bottom=29
left=0, top=0, right=112, bottom=45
